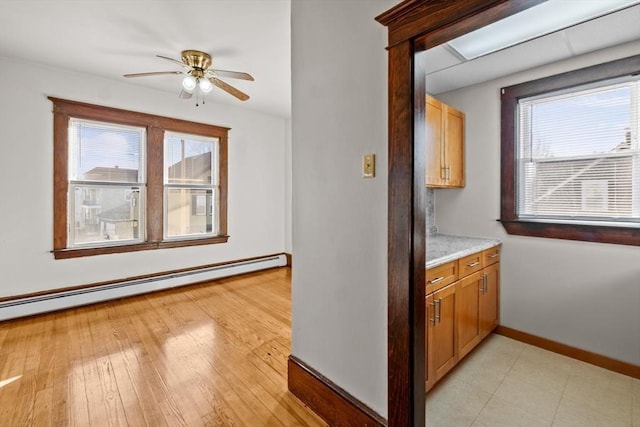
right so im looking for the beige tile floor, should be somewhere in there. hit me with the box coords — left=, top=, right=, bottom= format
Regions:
left=426, top=334, right=640, bottom=427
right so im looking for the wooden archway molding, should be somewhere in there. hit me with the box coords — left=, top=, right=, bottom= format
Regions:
left=375, top=1, right=546, bottom=425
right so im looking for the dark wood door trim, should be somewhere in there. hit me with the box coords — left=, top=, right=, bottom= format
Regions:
left=376, top=1, right=547, bottom=425
left=385, top=39, right=427, bottom=427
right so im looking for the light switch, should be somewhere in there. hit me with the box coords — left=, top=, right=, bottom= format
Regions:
left=363, top=154, right=375, bottom=178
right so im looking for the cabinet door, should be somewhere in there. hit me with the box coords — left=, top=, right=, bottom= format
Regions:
left=480, top=262, right=499, bottom=339
left=426, top=283, right=457, bottom=391
left=426, top=293, right=435, bottom=391
left=426, top=96, right=444, bottom=187
left=444, top=106, right=465, bottom=187
left=456, top=271, right=481, bottom=359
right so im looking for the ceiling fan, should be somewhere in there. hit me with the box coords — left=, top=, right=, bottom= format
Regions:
left=123, top=49, right=254, bottom=103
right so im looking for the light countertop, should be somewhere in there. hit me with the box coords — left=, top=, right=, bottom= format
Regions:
left=426, top=233, right=501, bottom=269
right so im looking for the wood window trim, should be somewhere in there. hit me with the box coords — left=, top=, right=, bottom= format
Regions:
left=50, top=97, right=229, bottom=259
left=499, top=55, right=640, bottom=247
left=376, top=1, right=547, bottom=425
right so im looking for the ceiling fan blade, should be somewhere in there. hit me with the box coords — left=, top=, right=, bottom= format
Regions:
left=209, top=69, right=254, bottom=81
left=123, top=71, right=183, bottom=78
left=179, top=89, right=193, bottom=99
left=211, top=78, right=250, bottom=101
left=156, top=54, right=190, bottom=69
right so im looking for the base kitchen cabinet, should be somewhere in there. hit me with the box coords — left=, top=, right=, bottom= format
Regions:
left=425, top=243, right=500, bottom=392
left=426, top=283, right=457, bottom=391
left=480, top=250, right=500, bottom=339
left=456, top=271, right=483, bottom=360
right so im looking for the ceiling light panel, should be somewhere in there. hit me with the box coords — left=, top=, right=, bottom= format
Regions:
left=447, top=0, right=640, bottom=60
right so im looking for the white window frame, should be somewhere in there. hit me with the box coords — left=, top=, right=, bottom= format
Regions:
left=67, top=119, right=147, bottom=248
left=163, top=131, right=220, bottom=240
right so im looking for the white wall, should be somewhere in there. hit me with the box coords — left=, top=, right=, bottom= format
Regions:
left=0, top=56, right=287, bottom=298
left=291, top=0, right=394, bottom=417
left=436, top=42, right=640, bottom=366
left=284, top=119, right=293, bottom=253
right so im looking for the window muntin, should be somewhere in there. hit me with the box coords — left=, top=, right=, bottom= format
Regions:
left=68, top=120, right=146, bottom=247
left=515, top=77, right=639, bottom=225
left=163, top=133, right=219, bottom=239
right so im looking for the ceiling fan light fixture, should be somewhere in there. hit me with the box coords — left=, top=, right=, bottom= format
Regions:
left=124, top=50, right=252, bottom=102
left=199, top=78, right=213, bottom=93
left=182, top=75, right=197, bottom=91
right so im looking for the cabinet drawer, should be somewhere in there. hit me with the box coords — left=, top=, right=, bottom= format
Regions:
left=458, top=252, right=483, bottom=277
left=426, top=261, right=457, bottom=294
left=483, top=246, right=500, bottom=266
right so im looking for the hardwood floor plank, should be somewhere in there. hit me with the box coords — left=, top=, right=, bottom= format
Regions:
left=0, top=268, right=325, bottom=426
left=144, top=290, right=268, bottom=425
left=50, top=313, right=71, bottom=426
left=5, top=317, right=45, bottom=426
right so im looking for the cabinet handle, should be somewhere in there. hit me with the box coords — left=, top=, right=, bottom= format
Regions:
left=466, top=261, right=480, bottom=267
left=435, top=299, right=441, bottom=323
left=489, top=253, right=499, bottom=259
left=441, top=166, right=447, bottom=180
left=447, top=166, right=451, bottom=181
left=429, top=276, right=445, bottom=284
left=429, top=301, right=437, bottom=325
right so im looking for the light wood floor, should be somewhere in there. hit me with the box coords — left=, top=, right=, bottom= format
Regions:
left=0, top=267, right=326, bottom=426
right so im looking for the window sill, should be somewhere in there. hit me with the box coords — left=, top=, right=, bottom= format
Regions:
left=52, top=235, right=230, bottom=259
left=498, top=219, right=639, bottom=246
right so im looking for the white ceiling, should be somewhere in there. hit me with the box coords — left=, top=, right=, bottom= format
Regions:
left=0, top=1, right=638, bottom=117
left=425, top=3, right=640, bottom=95
left=0, top=0, right=291, bottom=118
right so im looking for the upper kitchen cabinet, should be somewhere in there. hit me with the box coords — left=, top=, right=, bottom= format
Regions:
left=426, top=94, right=465, bottom=188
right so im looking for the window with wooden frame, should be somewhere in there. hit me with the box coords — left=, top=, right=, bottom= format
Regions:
left=50, top=98, right=229, bottom=259
left=500, top=55, right=640, bottom=246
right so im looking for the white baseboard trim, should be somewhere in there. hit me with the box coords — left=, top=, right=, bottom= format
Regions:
left=0, top=254, right=286, bottom=321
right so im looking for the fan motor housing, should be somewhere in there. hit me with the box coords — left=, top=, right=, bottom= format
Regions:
left=181, top=50, right=212, bottom=71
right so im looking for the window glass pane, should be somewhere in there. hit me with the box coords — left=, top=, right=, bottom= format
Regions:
left=165, top=188, right=217, bottom=238
left=164, top=133, right=218, bottom=185
left=69, top=119, right=144, bottom=183
left=71, top=185, right=143, bottom=246
left=517, top=78, right=639, bottom=222
left=520, top=84, right=632, bottom=160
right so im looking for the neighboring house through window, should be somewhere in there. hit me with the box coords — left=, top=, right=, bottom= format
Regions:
left=500, top=55, right=640, bottom=246
left=50, top=98, right=229, bottom=259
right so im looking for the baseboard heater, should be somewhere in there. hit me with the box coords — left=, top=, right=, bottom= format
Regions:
left=0, top=254, right=286, bottom=321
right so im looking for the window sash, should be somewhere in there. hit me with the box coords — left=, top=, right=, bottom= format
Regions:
left=515, top=77, right=640, bottom=225
left=163, top=132, right=220, bottom=240
left=69, top=183, right=145, bottom=247
left=163, top=187, right=220, bottom=239
left=164, top=132, right=219, bottom=186
left=68, top=119, right=146, bottom=184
